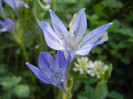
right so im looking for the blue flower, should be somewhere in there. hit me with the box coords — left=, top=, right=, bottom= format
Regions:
left=4, top=0, right=29, bottom=14
left=0, top=18, right=15, bottom=33
left=39, top=8, right=112, bottom=58
left=26, top=51, right=70, bottom=92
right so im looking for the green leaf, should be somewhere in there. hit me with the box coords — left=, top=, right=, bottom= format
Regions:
left=72, top=80, right=81, bottom=92
left=117, top=28, right=133, bottom=38
left=102, top=0, right=123, bottom=8
left=77, top=91, right=94, bottom=99
left=107, top=91, right=124, bottom=99
left=85, top=84, right=94, bottom=98
left=0, top=76, right=21, bottom=91
left=95, top=85, right=108, bottom=99
left=13, top=84, right=30, bottom=98
left=59, top=0, right=77, bottom=4
left=100, top=64, right=113, bottom=82
left=104, top=64, right=113, bottom=80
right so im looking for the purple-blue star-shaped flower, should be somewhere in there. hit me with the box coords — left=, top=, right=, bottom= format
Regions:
left=39, top=8, right=113, bottom=60
left=26, top=51, right=70, bottom=92
left=4, top=0, right=29, bottom=14
left=0, top=18, right=15, bottom=33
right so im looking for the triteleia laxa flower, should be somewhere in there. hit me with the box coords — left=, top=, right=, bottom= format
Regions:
left=0, top=18, right=15, bottom=33
left=4, top=0, right=29, bottom=14
left=26, top=51, right=70, bottom=92
left=39, top=8, right=113, bottom=60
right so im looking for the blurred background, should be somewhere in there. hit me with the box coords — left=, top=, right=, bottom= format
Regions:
left=0, top=0, right=133, bottom=99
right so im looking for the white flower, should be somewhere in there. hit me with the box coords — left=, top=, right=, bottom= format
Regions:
left=73, top=57, right=93, bottom=75
left=73, top=57, right=109, bottom=79
left=89, top=60, right=108, bottom=79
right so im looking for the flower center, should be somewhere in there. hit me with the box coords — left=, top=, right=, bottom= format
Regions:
left=67, top=38, right=81, bottom=51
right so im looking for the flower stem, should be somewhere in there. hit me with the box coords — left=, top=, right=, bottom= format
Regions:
left=62, top=62, right=73, bottom=99
left=52, top=0, right=55, bottom=12
left=63, top=91, right=67, bottom=99
left=62, top=72, right=68, bottom=99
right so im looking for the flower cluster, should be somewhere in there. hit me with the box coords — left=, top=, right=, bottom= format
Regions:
left=89, top=60, right=108, bottom=78
left=26, top=8, right=112, bottom=92
left=73, top=57, right=93, bottom=75
left=73, top=57, right=108, bottom=79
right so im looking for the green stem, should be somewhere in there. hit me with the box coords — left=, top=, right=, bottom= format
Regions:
left=1, top=3, right=6, bottom=19
left=79, top=0, right=84, bottom=9
left=52, top=0, right=55, bottom=12
left=21, top=43, right=29, bottom=62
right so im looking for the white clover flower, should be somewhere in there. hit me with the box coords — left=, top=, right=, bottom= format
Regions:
left=73, top=57, right=108, bottom=79
left=89, top=60, right=108, bottom=79
left=73, top=57, right=93, bottom=75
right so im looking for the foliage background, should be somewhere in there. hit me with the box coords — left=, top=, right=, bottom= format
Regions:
left=0, top=0, right=133, bottom=99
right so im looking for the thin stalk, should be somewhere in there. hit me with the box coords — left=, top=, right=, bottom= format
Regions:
left=62, top=72, right=68, bottom=99
left=21, top=43, right=29, bottom=63
left=62, top=63, right=72, bottom=99
left=79, top=0, right=84, bottom=9
left=52, top=0, right=55, bottom=12
left=1, top=2, right=6, bottom=19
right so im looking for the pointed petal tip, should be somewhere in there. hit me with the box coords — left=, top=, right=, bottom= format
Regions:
left=25, top=62, right=32, bottom=68
left=83, top=8, right=86, bottom=10
left=39, top=22, right=48, bottom=27
left=39, top=51, right=47, bottom=56
left=25, top=62, right=29, bottom=65
left=49, top=9, right=53, bottom=13
left=80, top=8, right=86, bottom=12
left=108, top=22, right=113, bottom=25
left=39, top=22, right=44, bottom=26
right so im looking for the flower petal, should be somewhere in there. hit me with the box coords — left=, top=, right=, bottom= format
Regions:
left=63, top=55, right=71, bottom=77
left=93, top=37, right=106, bottom=47
left=76, top=37, right=107, bottom=55
left=6, top=18, right=15, bottom=30
left=69, top=8, right=87, bottom=41
left=4, top=0, right=19, bottom=10
left=80, top=22, right=113, bottom=48
left=26, top=62, right=50, bottom=84
left=0, top=27, right=8, bottom=33
left=56, top=82, right=67, bottom=93
left=49, top=9, right=68, bottom=40
left=75, top=46, right=93, bottom=55
left=0, top=20, right=5, bottom=27
left=55, top=51, right=66, bottom=68
left=19, top=1, right=29, bottom=8
left=39, top=22, right=65, bottom=50
left=38, top=51, right=59, bottom=75
left=63, top=50, right=77, bottom=64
